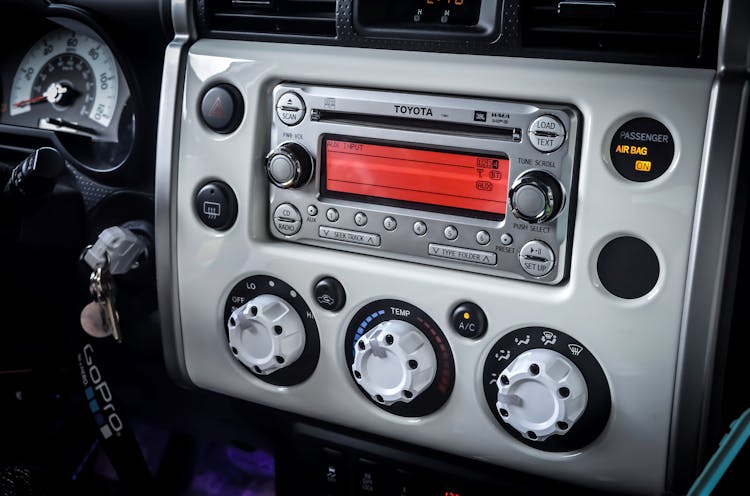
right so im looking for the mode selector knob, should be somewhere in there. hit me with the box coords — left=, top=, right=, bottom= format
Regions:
left=227, top=294, right=306, bottom=375
left=352, top=320, right=437, bottom=406
left=496, top=348, right=588, bottom=442
left=266, top=142, right=313, bottom=189
left=509, top=171, right=564, bottom=223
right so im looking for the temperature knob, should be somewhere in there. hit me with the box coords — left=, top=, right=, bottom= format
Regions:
left=227, top=294, right=306, bottom=375
left=352, top=320, right=437, bottom=405
left=508, top=171, right=563, bottom=223
left=265, top=142, right=313, bottom=189
left=495, top=348, right=588, bottom=442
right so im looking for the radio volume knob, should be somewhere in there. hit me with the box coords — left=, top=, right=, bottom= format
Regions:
left=509, top=171, right=563, bottom=223
left=266, top=142, right=313, bottom=189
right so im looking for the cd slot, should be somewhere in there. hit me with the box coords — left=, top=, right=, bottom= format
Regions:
left=311, top=109, right=522, bottom=142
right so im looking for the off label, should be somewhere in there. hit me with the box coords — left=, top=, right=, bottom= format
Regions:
left=610, top=117, right=674, bottom=182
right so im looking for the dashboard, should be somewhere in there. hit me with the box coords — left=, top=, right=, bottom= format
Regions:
left=0, top=0, right=747, bottom=495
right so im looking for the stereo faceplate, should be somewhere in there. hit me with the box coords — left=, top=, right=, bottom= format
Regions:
left=268, top=85, right=579, bottom=284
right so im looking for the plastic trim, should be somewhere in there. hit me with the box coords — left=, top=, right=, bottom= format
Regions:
left=155, top=0, right=195, bottom=387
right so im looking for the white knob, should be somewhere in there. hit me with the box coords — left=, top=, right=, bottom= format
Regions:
left=227, top=294, right=306, bottom=375
left=352, top=320, right=437, bottom=405
left=495, top=348, right=588, bottom=441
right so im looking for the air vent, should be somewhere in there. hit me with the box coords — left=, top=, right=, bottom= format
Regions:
left=522, top=0, right=708, bottom=59
left=202, top=0, right=337, bottom=38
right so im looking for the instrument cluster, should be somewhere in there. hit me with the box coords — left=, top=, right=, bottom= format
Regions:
left=0, top=15, right=138, bottom=181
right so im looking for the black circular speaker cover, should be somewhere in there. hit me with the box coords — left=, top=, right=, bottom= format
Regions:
left=597, top=236, right=659, bottom=299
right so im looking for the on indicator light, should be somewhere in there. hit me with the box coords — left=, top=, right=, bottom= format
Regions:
left=635, top=160, right=652, bottom=172
left=463, top=312, right=470, bottom=319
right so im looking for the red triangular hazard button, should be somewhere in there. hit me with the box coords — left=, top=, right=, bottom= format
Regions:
left=208, top=96, right=226, bottom=118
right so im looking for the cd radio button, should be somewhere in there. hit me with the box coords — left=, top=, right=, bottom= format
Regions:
left=273, top=203, right=302, bottom=236
left=319, top=226, right=381, bottom=247
left=443, top=225, right=458, bottom=241
left=519, top=240, right=555, bottom=277
left=413, top=221, right=427, bottom=236
left=383, top=216, right=397, bottom=231
left=276, top=91, right=305, bottom=126
left=529, top=115, right=566, bottom=153
left=429, top=243, right=497, bottom=266
left=476, top=230, right=491, bottom=245
left=326, top=208, right=340, bottom=222
left=354, top=212, right=368, bottom=227
left=273, top=217, right=302, bottom=236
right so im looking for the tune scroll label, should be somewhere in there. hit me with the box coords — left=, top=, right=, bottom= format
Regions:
left=345, top=300, right=455, bottom=417
left=482, top=327, right=611, bottom=452
left=224, top=275, right=320, bottom=386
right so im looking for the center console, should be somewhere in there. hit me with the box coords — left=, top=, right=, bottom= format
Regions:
left=155, top=0, right=744, bottom=494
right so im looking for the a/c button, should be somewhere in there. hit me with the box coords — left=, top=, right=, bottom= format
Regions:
left=451, top=302, right=487, bottom=339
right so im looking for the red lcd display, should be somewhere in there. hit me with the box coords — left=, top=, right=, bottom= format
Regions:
left=323, top=138, right=509, bottom=217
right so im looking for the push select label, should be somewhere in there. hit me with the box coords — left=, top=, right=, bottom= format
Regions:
left=610, top=118, right=674, bottom=182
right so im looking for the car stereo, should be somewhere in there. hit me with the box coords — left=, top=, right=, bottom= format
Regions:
left=267, top=84, right=579, bottom=284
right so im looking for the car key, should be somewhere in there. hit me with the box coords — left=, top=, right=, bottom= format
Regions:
left=88, top=263, right=122, bottom=342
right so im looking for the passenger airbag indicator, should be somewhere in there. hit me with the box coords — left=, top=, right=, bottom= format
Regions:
left=610, top=118, right=674, bottom=182
left=323, top=137, right=509, bottom=217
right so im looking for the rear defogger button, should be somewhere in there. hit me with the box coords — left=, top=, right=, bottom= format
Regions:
left=429, top=243, right=497, bottom=265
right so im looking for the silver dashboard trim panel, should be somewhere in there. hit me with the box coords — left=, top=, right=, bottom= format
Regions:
left=172, top=40, right=714, bottom=493
left=156, top=0, right=194, bottom=386
left=668, top=0, right=750, bottom=491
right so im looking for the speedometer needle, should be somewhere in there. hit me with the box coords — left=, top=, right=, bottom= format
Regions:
left=13, top=94, right=46, bottom=108
left=13, top=83, right=71, bottom=108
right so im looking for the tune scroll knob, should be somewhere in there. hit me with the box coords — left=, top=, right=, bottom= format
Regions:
left=352, top=320, right=437, bottom=406
left=227, top=294, right=306, bottom=375
left=508, top=171, right=564, bottom=223
left=495, top=348, right=588, bottom=442
left=266, top=142, right=313, bottom=189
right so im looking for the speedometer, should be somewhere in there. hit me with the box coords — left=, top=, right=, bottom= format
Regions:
left=10, top=28, right=118, bottom=129
left=6, top=27, right=135, bottom=173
